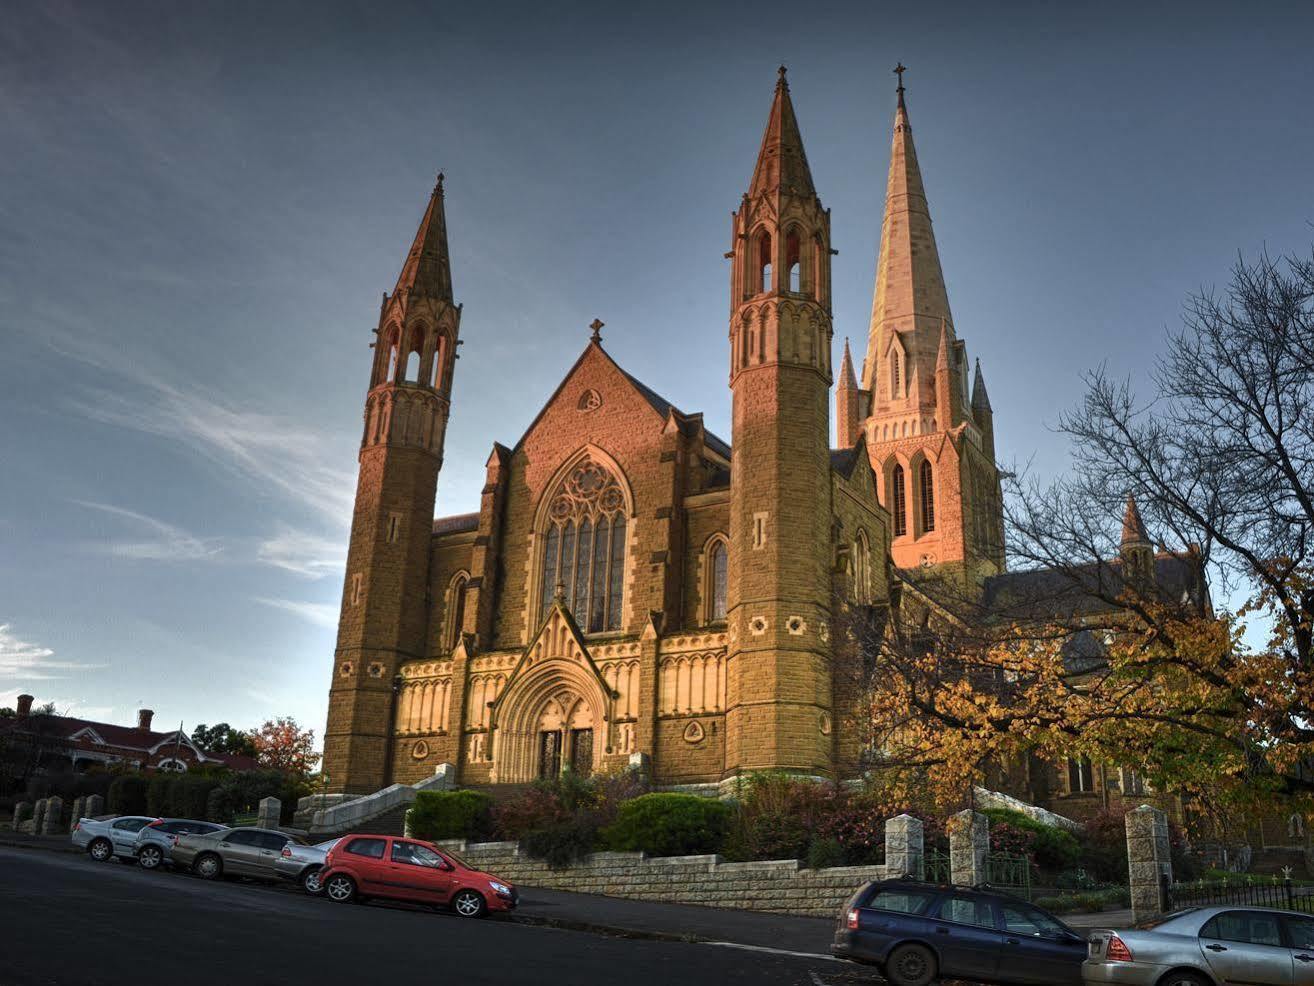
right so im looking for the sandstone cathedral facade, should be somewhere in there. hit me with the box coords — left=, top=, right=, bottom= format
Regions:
left=322, top=70, right=1012, bottom=796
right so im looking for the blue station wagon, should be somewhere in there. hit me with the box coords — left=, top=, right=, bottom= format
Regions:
left=832, top=879, right=1087, bottom=986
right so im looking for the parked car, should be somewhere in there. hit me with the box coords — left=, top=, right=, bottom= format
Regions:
left=275, top=837, right=341, bottom=894
left=171, top=826, right=306, bottom=881
left=832, top=878, right=1087, bottom=986
left=318, top=834, right=517, bottom=918
left=1084, top=905, right=1314, bottom=985
left=72, top=815, right=158, bottom=862
left=133, top=818, right=227, bottom=871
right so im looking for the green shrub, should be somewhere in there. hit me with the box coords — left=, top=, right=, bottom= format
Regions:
left=521, top=820, right=598, bottom=869
left=146, top=774, right=172, bottom=817
left=1073, top=891, right=1109, bottom=912
left=108, top=775, right=148, bottom=815
left=806, top=836, right=847, bottom=870
left=408, top=790, right=494, bottom=842
left=602, top=793, right=730, bottom=857
left=982, top=808, right=1081, bottom=871
left=1033, top=895, right=1071, bottom=913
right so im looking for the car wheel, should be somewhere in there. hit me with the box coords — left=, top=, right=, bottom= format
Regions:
left=324, top=874, right=356, bottom=904
left=1158, top=973, right=1212, bottom=986
left=88, top=838, right=113, bottom=862
left=193, top=853, right=223, bottom=880
left=301, top=867, right=324, bottom=895
left=138, top=845, right=164, bottom=870
left=885, top=943, right=937, bottom=986
left=452, top=889, right=487, bottom=919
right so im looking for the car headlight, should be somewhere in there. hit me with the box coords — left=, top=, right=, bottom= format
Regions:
left=489, top=881, right=511, bottom=895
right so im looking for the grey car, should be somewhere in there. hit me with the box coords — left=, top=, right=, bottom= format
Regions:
left=273, top=838, right=340, bottom=894
left=1084, top=905, right=1314, bottom=985
left=132, top=818, right=226, bottom=871
left=171, top=826, right=306, bottom=881
left=72, top=815, right=157, bottom=862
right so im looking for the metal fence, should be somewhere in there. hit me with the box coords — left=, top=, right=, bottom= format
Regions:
left=987, top=853, right=1032, bottom=901
left=1162, top=874, right=1314, bottom=915
left=923, top=851, right=951, bottom=884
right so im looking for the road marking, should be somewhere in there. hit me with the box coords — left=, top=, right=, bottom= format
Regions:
left=701, top=940, right=839, bottom=962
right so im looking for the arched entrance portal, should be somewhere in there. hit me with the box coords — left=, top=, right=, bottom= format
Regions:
left=488, top=604, right=612, bottom=783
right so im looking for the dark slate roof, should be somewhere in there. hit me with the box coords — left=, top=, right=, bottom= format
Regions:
left=432, top=512, right=480, bottom=536
left=615, top=365, right=732, bottom=460
left=981, top=553, right=1203, bottom=621
left=830, top=447, right=861, bottom=479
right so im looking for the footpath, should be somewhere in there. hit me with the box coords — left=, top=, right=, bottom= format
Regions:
left=0, top=831, right=1125, bottom=955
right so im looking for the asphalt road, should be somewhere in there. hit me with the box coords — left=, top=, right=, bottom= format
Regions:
left=0, top=847, right=886, bottom=986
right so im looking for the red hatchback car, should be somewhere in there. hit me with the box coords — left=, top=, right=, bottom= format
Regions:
left=318, top=834, right=516, bottom=919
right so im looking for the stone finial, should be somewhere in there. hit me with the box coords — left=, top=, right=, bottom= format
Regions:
left=949, top=809, right=989, bottom=887
left=589, top=318, right=604, bottom=344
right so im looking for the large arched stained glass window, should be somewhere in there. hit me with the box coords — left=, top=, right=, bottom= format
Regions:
left=708, top=539, right=728, bottom=622
left=540, top=457, right=628, bottom=632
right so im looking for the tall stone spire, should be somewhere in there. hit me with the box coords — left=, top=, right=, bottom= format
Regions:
left=863, top=73, right=953, bottom=396
left=748, top=66, right=817, bottom=202
left=836, top=338, right=862, bottom=448
left=392, top=174, right=454, bottom=301
left=1121, top=495, right=1151, bottom=548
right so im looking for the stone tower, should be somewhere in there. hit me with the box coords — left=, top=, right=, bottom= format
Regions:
left=724, top=69, right=836, bottom=780
left=858, top=76, right=1004, bottom=582
left=323, top=177, right=462, bottom=794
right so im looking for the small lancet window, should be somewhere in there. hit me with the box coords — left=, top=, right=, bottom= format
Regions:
left=708, top=540, right=728, bottom=622
left=756, top=231, right=772, bottom=295
left=891, top=350, right=902, bottom=397
left=891, top=464, right=907, bottom=537
left=919, top=460, right=935, bottom=533
left=785, top=230, right=801, bottom=293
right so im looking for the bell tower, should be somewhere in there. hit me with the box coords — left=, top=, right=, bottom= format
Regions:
left=323, top=176, right=462, bottom=794
left=724, top=68, right=836, bottom=780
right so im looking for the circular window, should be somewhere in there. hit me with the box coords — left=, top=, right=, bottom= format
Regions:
left=411, top=740, right=430, bottom=760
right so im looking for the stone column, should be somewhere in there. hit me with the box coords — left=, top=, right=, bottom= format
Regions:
left=431, top=762, right=457, bottom=790
left=31, top=799, right=48, bottom=835
left=69, top=797, right=86, bottom=832
left=41, top=796, right=64, bottom=835
left=949, top=809, right=989, bottom=887
left=885, top=814, right=924, bottom=879
left=1126, top=805, right=1172, bottom=922
left=84, top=794, right=105, bottom=818
left=256, top=796, right=282, bottom=830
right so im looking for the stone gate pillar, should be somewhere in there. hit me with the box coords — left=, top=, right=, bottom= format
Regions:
left=84, top=794, right=104, bottom=818
left=1126, top=805, right=1172, bottom=922
left=31, top=799, right=48, bottom=835
left=949, top=809, right=989, bottom=887
left=11, top=801, right=32, bottom=831
left=885, top=814, right=924, bottom=879
left=69, top=797, right=86, bottom=832
left=257, top=796, right=282, bottom=830
left=41, top=796, right=64, bottom=835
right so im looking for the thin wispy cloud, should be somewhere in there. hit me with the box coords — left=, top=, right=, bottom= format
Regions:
left=257, top=527, right=346, bottom=579
left=73, top=500, right=222, bottom=562
left=49, top=328, right=355, bottom=526
left=0, top=624, right=103, bottom=680
left=255, top=597, right=339, bottom=629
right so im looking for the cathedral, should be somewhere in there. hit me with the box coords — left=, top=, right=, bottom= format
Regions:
left=322, top=68, right=1016, bottom=796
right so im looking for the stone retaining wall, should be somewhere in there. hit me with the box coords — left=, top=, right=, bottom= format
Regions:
left=435, top=840, right=886, bottom=918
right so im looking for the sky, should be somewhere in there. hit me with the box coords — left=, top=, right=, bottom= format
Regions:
left=1, top=0, right=1311, bottom=742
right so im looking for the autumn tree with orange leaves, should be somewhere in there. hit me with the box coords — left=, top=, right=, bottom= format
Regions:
left=251, top=717, right=320, bottom=778
left=855, top=248, right=1314, bottom=822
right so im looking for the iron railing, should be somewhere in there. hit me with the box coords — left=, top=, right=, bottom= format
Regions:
left=986, top=852, right=1032, bottom=901
left=1162, top=874, right=1314, bottom=915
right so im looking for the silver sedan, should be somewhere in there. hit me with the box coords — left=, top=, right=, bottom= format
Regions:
left=273, top=838, right=340, bottom=894
left=1084, top=905, right=1314, bottom=985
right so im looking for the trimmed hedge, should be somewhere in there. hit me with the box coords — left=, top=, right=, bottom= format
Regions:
left=408, top=790, right=494, bottom=842
left=108, top=775, right=148, bottom=815
left=982, top=807, right=1081, bottom=871
left=602, top=793, right=731, bottom=857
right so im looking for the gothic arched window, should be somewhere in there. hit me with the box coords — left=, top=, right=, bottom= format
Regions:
left=891, top=464, right=907, bottom=537
left=919, top=459, right=935, bottom=533
left=706, top=538, right=728, bottom=622
left=444, top=573, right=468, bottom=649
left=539, top=457, right=628, bottom=632
left=785, top=230, right=801, bottom=293
left=756, top=231, right=772, bottom=294
left=853, top=530, right=871, bottom=602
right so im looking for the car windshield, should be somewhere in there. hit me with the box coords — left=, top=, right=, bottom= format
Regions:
left=436, top=846, right=470, bottom=869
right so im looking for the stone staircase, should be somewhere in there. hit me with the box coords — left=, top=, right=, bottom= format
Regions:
left=302, top=764, right=455, bottom=839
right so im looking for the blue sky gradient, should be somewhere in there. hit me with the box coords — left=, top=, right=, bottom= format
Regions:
left=2, top=0, right=1311, bottom=740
